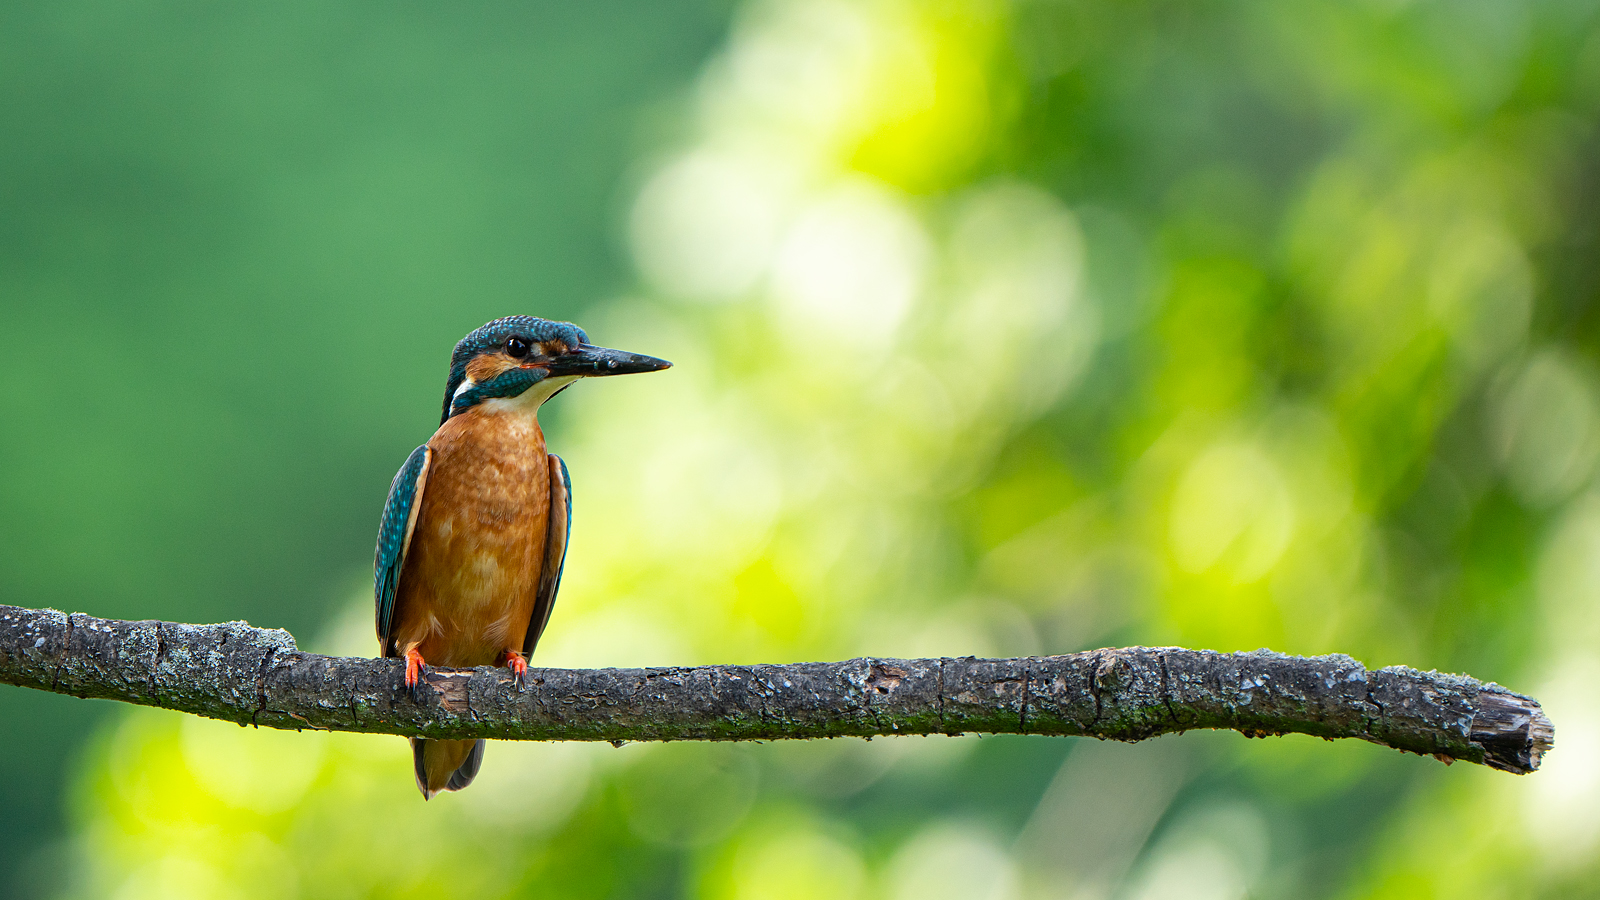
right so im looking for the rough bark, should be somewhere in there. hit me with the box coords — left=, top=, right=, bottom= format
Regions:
left=0, top=604, right=1553, bottom=774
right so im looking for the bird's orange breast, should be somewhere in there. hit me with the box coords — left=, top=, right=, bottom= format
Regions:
left=391, top=406, right=551, bottom=668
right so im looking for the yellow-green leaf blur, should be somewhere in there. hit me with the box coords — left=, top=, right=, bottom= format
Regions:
left=3, top=0, right=1598, bottom=897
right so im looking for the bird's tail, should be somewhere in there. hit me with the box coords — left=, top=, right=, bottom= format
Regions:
left=411, top=738, right=485, bottom=799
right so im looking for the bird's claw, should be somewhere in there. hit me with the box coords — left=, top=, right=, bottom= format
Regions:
left=405, top=647, right=428, bottom=701
left=503, top=651, right=530, bottom=686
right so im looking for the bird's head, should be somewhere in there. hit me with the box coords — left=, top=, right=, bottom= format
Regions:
left=441, top=315, right=671, bottom=423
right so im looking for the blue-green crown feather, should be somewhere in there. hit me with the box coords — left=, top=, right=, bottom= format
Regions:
left=440, top=316, right=588, bottom=424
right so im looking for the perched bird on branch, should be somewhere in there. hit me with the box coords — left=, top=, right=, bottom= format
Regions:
left=374, top=316, right=670, bottom=798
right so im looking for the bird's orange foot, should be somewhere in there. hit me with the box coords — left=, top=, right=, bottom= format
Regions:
left=503, top=650, right=529, bottom=684
left=404, top=647, right=427, bottom=696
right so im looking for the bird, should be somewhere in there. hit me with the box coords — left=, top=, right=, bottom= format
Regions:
left=374, top=315, right=670, bottom=799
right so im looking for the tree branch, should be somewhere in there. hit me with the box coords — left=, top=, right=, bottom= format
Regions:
left=0, top=605, right=1553, bottom=774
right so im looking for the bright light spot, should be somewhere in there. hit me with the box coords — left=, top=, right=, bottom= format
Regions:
left=1170, top=441, right=1295, bottom=582
left=1126, top=840, right=1248, bottom=900
left=179, top=717, right=327, bottom=814
left=1492, top=349, right=1600, bottom=507
left=771, top=179, right=929, bottom=347
left=538, top=604, right=689, bottom=669
left=635, top=418, right=783, bottom=558
left=1524, top=656, right=1600, bottom=865
left=886, top=823, right=1019, bottom=900
left=1428, top=218, right=1532, bottom=369
left=728, top=817, right=865, bottom=900
left=1537, top=494, right=1600, bottom=654
left=113, top=855, right=246, bottom=900
left=948, top=181, right=1083, bottom=340
left=707, top=0, right=876, bottom=145
left=631, top=150, right=793, bottom=301
left=945, top=181, right=1092, bottom=415
left=1125, top=803, right=1268, bottom=900
left=1014, top=735, right=1187, bottom=896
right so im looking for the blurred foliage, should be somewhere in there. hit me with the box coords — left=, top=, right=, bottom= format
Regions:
left=6, top=0, right=1600, bottom=897
left=0, top=0, right=728, bottom=894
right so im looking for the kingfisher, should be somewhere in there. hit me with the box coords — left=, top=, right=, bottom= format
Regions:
left=374, top=315, right=669, bottom=799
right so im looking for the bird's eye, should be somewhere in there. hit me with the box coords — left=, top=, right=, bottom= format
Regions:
left=505, top=337, right=531, bottom=359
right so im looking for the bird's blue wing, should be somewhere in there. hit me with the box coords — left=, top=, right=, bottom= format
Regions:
left=524, top=453, right=571, bottom=657
left=375, top=444, right=431, bottom=658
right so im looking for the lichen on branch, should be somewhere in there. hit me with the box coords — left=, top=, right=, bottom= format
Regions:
left=0, top=604, right=1553, bottom=774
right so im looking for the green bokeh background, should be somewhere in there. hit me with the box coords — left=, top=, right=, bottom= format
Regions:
left=5, top=0, right=1600, bottom=898
left=0, top=0, right=728, bottom=892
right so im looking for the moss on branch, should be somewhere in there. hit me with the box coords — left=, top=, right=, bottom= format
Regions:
left=0, top=605, right=1553, bottom=774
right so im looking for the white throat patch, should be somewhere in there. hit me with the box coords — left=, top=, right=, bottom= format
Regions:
left=479, top=374, right=578, bottom=416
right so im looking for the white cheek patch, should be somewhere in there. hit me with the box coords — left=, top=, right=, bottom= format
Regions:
left=477, top=374, right=579, bottom=417
left=452, top=378, right=477, bottom=401
left=524, top=374, right=577, bottom=407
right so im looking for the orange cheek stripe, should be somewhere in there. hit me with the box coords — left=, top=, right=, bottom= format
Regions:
left=465, top=354, right=515, bottom=384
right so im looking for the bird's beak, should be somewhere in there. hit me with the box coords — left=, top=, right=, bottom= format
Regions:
left=543, top=344, right=672, bottom=378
